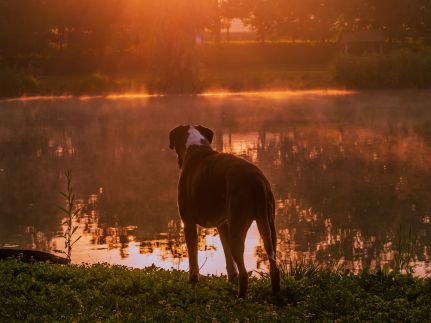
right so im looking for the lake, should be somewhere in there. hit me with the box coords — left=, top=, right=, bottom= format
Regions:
left=1, top=90, right=431, bottom=276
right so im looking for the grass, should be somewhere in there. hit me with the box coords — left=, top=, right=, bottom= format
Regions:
left=0, top=42, right=337, bottom=97
left=2, top=45, right=431, bottom=98
left=1, top=259, right=430, bottom=322
left=0, top=68, right=333, bottom=99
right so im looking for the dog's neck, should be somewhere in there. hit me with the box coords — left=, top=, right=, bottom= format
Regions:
left=177, top=126, right=213, bottom=169
left=182, top=144, right=214, bottom=170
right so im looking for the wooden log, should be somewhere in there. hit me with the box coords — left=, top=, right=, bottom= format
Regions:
left=0, top=248, right=68, bottom=264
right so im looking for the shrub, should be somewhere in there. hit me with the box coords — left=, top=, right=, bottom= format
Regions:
left=0, top=67, right=39, bottom=97
left=331, top=50, right=431, bottom=89
left=76, top=73, right=112, bottom=95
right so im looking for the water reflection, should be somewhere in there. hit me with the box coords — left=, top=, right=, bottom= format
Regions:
left=1, top=91, right=431, bottom=276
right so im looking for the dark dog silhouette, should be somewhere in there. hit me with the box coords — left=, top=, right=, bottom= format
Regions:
left=169, top=125, right=280, bottom=298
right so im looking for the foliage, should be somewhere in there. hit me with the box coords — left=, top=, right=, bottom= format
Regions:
left=145, top=1, right=205, bottom=94
left=1, top=0, right=431, bottom=67
left=1, top=1, right=431, bottom=96
left=279, top=257, right=322, bottom=281
left=54, top=170, right=81, bottom=264
left=0, top=67, right=39, bottom=97
left=331, top=50, right=431, bottom=89
left=0, top=260, right=430, bottom=321
left=392, top=225, right=416, bottom=275
left=76, top=73, right=113, bottom=95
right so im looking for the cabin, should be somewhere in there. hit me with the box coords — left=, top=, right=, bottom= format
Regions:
left=339, top=30, right=385, bottom=55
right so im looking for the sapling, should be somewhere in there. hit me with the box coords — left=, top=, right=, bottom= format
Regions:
left=54, top=169, right=81, bottom=264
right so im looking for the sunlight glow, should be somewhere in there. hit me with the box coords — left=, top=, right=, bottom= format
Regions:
left=1, top=90, right=356, bottom=104
left=200, top=89, right=357, bottom=98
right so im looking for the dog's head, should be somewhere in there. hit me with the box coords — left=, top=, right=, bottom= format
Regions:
left=169, top=125, right=214, bottom=168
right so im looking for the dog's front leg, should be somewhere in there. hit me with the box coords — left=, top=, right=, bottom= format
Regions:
left=184, top=223, right=199, bottom=283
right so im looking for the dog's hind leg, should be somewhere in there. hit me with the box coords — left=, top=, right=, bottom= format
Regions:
left=229, top=217, right=253, bottom=298
left=218, top=222, right=238, bottom=282
left=184, top=223, right=199, bottom=283
left=256, top=215, right=281, bottom=295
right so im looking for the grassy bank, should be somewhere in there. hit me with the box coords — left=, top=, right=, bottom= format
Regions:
left=1, top=260, right=430, bottom=322
left=0, top=43, right=337, bottom=97
left=0, top=68, right=334, bottom=99
left=2, top=44, right=431, bottom=98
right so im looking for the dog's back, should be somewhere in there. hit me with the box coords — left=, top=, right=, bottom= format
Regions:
left=179, top=146, right=275, bottom=227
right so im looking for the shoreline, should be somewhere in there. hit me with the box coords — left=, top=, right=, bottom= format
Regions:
left=0, top=68, right=335, bottom=101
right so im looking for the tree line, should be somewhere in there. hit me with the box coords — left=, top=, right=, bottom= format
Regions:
left=1, top=0, right=430, bottom=60
left=0, top=0, right=430, bottom=93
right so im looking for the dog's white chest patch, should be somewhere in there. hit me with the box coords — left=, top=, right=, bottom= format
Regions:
left=186, top=127, right=206, bottom=148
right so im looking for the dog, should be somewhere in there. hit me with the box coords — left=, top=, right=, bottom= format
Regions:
left=169, top=125, right=280, bottom=298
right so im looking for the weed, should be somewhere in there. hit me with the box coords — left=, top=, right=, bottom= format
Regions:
left=279, top=257, right=321, bottom=281
left=54, top=170, right=81, bottom=263
left=393, top=225, right=416, bottom=275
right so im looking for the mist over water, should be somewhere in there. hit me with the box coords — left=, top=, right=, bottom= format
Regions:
left=1, top=91, right=431, bottom=276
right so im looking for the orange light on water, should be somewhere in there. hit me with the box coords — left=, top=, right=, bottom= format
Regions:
left=1, top=90, right=355, bottom=103
left=201, top=89, right=356, bottom=99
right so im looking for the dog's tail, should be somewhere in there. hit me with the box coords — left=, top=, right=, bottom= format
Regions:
left=255, top=182, right=280, bottom=295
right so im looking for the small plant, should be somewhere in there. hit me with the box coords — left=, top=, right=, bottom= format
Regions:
left=328, top=243, right=346, bottom=275
left=279, top=257, right=321, bottom=281
left=393, top=225, right=416, bottom=275
left=54, top=170, right=81, bottom=264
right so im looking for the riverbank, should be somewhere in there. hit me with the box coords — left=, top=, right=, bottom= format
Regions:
left=2, top=43, right=430, bottom=98
left=0, top=68, right=334, bottom=99
left=1, top=260, right=430, bottom=321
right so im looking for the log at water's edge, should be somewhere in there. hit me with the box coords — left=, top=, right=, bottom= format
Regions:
left=0, top=248, right=68, bottom=264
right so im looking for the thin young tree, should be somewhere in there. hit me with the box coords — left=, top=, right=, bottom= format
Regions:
left=55, top=170, right=81, bottom=264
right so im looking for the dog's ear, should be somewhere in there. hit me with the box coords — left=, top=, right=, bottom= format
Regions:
left=196, top=125, right=214, bottom=144
left=169, top=125, right=188, bottom=150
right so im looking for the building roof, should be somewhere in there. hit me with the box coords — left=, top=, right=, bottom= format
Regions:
left=340, top=30, right=385, bottom=43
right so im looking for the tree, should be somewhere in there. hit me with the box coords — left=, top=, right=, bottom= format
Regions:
left=0, top=0, right=51, bottom=63
left=242, top=0, right=281, bottom=42
left=220, top=0, right=248, bottom=42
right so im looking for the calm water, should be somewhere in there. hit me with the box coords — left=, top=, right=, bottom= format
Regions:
left=1, top=91, right=431, bottom=276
